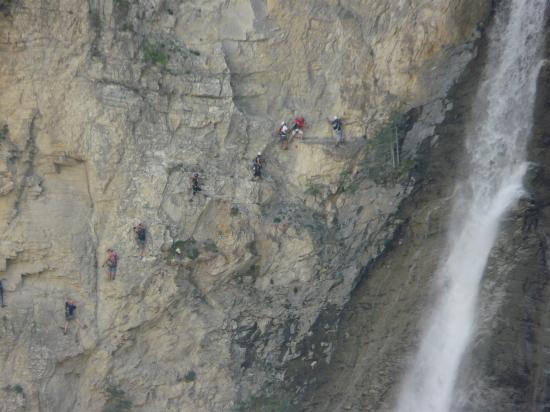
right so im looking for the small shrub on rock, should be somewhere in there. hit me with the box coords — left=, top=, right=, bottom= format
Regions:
left=143, top=41, right=169, bottom=66
left=365, top=111, right=414, bottom=186
left=113, top=0, right=129, bottom=8
left=103, top=385, right=132, bottom=412
left=4, top=384, right=24, bottom=394
left=184, top=370, right=197, bottom=382
left=0, top=0, right=14, bottom=16
left=203, top=239, right=218, bottom=253
left=170, top=239, right=199, bottom=260
left=304, top=182, right=323, bottom=198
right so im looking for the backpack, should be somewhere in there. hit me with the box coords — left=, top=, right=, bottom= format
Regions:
left=66, top=303, right=76, bottom=317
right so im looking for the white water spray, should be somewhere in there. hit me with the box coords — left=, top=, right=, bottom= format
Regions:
left=396, top=1, right=547, bottom=411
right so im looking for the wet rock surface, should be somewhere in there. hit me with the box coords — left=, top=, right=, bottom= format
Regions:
left=453, top=23, right=550, bottom=412
left=290, top=5, right=550, bottom=412
left=285, top=27, right=487, bottom=411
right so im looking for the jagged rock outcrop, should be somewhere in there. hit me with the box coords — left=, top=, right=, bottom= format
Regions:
left=0, top=1, right=491, bottom=411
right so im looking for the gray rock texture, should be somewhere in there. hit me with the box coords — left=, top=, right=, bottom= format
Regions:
left=0, top=1, right=493, bottom=411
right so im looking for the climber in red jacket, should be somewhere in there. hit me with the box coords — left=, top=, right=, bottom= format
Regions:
left=291, top=116, right=306, bottom=140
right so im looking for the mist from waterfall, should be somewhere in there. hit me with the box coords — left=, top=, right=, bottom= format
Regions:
left=396, top=1, right=548, bottom=411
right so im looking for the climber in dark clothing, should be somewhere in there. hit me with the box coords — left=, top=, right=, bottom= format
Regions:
left=329, top=116, right=344, bottom=147
left=253, top=152, right=264, bottom=180
left=133, top=223, right=147, bottom=257
left=253, top=162, right=262, bottom=179
left=191, top=173, right=202, bottom=195
left=0, top=279, right=5, bottom=307
left=64, top=297, right=85, bottom=335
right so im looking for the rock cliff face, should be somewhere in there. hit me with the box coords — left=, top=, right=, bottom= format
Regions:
left=0, top=1, right=495, bottom=411
left=291, top=5, right=550, bottom=412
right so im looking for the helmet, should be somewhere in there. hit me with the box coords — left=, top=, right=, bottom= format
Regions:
left=333, top=116, right=339, bottom=121
left=257, top=152, right=261, bottom=156
left=281, top=121, right=286, bottom=126
left=194, top=173, right=199, bottom=177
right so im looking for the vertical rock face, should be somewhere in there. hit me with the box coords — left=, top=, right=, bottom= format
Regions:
left=286, top=34, right=490, bottom=411
left=293, top=4, right=550, bottom=412
left=0, top=1, right=491, bottom=411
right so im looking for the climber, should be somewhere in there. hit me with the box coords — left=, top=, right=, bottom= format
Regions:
left=278, top=121, right=289, bottom=150
left=191, top=173, right=202, bottom=196
left=103, top=248, right=119, bottom=281
left=255, top=152, right=264, bottom=168
left=291, top=116, right=306, bottom=140
left=329, top=116, right=344, bottom=147
left=63, top=297, right=85, bottom=335
left=253, top=152, right=264, bottom=180
left=0, top=279, right=5, bottom=308
left=133, top=223, right=147, bottom=257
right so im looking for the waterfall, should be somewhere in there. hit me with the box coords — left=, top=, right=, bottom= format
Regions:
left=396, top=1, right=548, bottom=411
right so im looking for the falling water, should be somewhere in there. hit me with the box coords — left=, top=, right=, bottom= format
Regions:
left=396, top=1, right=547, bottom=411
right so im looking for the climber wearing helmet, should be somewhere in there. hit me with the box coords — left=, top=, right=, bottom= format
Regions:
left=255, top=152, right=264, bottom=166
left=253, top=152, right=264, bottom=180
left=277, top=121, right=289, bottom=150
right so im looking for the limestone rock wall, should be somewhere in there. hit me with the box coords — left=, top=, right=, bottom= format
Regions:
left=0, top=1, right=489, bottom=411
